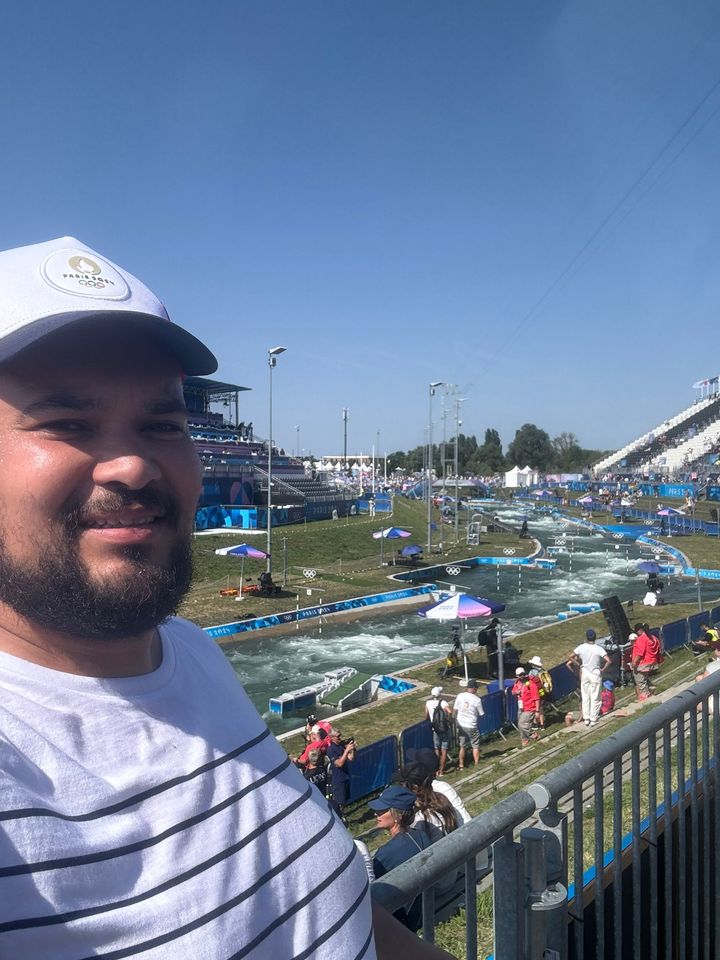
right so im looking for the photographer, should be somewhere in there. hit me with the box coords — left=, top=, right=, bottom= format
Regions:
left=326, top=727, right=356, bottom=823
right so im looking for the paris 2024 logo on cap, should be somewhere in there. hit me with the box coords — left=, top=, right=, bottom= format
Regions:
left=40, top=248, right=131, bottom=301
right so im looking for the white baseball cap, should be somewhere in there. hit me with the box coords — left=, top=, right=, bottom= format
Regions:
left=0, top=236, right=217, bottom=374
left=431, top=686, right=443, bottom=697
left=515, top=667, right=526, bottom=676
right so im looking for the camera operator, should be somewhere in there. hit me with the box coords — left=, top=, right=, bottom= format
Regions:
left=326, top=728, right=356, bottom=823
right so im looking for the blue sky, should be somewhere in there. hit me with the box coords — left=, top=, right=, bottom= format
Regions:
left=2, top=2, right=720, bottom=460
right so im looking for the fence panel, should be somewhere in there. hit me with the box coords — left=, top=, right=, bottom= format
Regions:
left=478, top=690, right=505, bottom=737
left=661, top=618, right=688, bottom=652
left=348, top=735, right=399, bottom=802
left=400, top=720, right=435, bottom=763
left=548, top=662, right=579, bottom=702
left=687, top=612, right=708, bottom=641
left=504, top=688, right=519, bottom=725
left=710, top=605, right=720, bottom=627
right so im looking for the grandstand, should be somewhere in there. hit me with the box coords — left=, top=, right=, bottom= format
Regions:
left=594, top=384, right=720, bottom=477
left=183, top=377, right=354, bottom=521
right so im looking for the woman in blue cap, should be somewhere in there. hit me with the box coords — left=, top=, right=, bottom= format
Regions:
left=368, top=785, right=443, bottom=930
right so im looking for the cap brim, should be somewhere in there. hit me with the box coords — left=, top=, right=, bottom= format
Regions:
left=368, top=799, right=391, bottom=812
left=1, top=310, right=218, bottom=376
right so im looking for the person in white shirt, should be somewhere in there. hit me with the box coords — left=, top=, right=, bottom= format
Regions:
left=567, top=628, right=612, bottom=727
left=452, top=678, right=485, bottom=768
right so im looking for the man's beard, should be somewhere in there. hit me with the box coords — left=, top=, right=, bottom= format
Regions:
left=0, top=490, right=193, bottom=641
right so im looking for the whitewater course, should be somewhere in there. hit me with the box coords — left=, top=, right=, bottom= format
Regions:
left=220, top=502, right=705, bottom=733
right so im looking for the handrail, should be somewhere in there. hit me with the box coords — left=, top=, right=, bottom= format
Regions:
left=527, top=671, right=720, bottom=808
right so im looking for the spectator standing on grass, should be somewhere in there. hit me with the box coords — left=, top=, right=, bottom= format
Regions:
left=631, top=622, right=663, bottom=701
left=302, top=748, right=329, bottom=799
left=326, top=727, right=356, bottom=822
left=425, top=685, right=452, bottom=776
left=511, top=667, right=542, bottom=746
left=527, top=654, right=552, bottom=729
left=452, top=678, right=484, bottom=768
left=567, top=629, right=612, bottom=727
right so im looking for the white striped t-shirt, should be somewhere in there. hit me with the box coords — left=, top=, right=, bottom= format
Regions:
left=0, top=617, right=375, bottom=959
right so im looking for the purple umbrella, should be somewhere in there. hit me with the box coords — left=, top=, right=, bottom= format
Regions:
left=418, top=593, right=506, bottom=620
left=400, top=544, right=423, bottom=557
left=215, top=543, right=269, bottom=596
left=372, top=527, right=411, bottom=565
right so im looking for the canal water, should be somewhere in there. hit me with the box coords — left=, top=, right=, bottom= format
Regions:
left=222, top=503, right=703, bottom=732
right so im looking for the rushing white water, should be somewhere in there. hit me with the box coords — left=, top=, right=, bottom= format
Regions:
left=223, top=504, right=703, bottom=732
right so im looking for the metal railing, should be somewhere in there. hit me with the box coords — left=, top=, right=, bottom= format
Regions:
left=370, top=672, right=720, bottom=959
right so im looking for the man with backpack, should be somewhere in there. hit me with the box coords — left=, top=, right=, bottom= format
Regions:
left=425, top=686, right=453, bottom=776
left=527, top=655, right=553, bottom=729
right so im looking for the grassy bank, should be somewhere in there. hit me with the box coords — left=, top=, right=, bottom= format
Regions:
left=181, top=498, right=534, bottom=627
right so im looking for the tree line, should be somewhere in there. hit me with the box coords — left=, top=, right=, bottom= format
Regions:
left=388, top=424, right=609, bottom=476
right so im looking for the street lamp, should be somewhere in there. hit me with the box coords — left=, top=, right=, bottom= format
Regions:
left=342, top=407, right=349, bottom=472
left=428, top=381, right=445, bottom=555
left=267, top=346, right=286, bottom=574
left=454, top=398, right=467, bottom=543
left=294, top=424, right=300, bottom=459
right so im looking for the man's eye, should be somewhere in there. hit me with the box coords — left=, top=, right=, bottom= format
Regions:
left=42, top=420, right=88, bottom=433
left=145, top=422, right=187, bottom=434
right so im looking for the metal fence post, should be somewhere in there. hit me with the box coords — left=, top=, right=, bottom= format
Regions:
left=521, top=826, right=569, bottom=960
left=534, top=803, right=569, bottom=955
left=493, top=832, right=526, bottom=960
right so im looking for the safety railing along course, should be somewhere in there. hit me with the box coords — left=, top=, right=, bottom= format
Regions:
left=371, top=670, right=720, bottom=960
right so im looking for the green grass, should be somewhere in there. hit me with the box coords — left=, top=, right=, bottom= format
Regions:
left=180, top=498, right=535, bottom=627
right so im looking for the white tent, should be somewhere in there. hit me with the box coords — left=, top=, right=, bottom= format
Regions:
left=504, top=465, right=528, bottom=488
left=523, top=465, right=540, bottom=486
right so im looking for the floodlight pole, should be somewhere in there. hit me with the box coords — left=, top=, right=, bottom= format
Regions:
left=454, top=398, right=467, bottom=543
left=342, top=407, right=349, bottom=473
left=267, top=347, right=286, bottom=574
left=427, top=381, right=444, bottom=555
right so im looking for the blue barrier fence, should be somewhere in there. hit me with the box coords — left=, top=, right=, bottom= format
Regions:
left=348, top=735, right=399, bottom=803
left=478, top=691, right=505, bottom=737
left=400, top=719, right=436, bottom=760
left=661, top=619, right=687, bottom=653
left=687, top=612, right=709, bottom=641
left=712, top=606, right=720, bottom=626
left=548, top=662, right=580, bottom=701
left=504, top=689, right=519, bottom=725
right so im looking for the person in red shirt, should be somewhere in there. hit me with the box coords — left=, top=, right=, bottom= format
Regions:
left=511, top=667, right=542, bottom=746
left=631, top=622, right=663, bottom=700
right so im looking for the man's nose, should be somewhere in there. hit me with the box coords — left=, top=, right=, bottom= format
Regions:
left=92, top=452, right=163, bottom=489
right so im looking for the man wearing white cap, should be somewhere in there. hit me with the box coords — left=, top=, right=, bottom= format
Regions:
left=527, top=655, right=551, bottom=729
left=425, top=685, right=452, bottom=776
left=0, top=238, right=452, bottom=960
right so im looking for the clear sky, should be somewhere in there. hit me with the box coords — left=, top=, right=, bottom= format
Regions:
left=2, top=1, right=720, bottom=460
